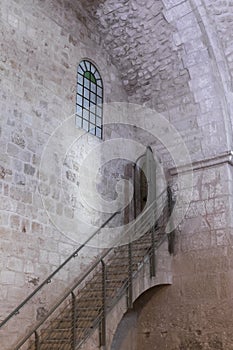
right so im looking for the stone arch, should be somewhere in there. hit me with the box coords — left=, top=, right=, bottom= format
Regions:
left=111, top=285, right=168, bottom=350
left=103, top=237, right=172, bottom=349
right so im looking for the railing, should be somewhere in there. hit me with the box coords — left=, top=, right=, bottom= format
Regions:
left=0, top=184, right=172, bottom=350
left=0, top=211, right=119, bottom=331
left=0, top=141, right=174, bottom=350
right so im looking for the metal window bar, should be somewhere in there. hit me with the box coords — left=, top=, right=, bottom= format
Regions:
left=76, top=60, right=103, bottom=138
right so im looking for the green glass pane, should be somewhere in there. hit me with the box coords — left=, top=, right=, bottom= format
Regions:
left=84, top=71, right=96, bottom=84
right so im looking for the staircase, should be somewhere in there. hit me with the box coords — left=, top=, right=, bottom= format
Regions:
left=27, top=232, right=159, bottom=350
left=0, top=186, right=174, bottom=350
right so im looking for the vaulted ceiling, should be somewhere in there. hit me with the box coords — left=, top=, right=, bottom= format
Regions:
left=79, top=0, right=190, bottom=108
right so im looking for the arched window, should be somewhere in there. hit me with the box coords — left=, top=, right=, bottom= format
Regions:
left=76, top=60, right=103, bottom=138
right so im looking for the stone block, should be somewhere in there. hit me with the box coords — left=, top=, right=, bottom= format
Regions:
left=31, top=221, right=43, bottom=234
left=180, top=230, right=212, bottom=252
left=48, top=252, right=60, bottom=266
left=163, top=2, right=192, bottom=22
left=181, top=273, right=219, bottom=302
left=183, top=48, right=210, bottom=68
left=1, top=270, right=15, bottom=284
left=162, top=0, right=188, bottom=10
left=10, top=214, right=20, bottom=229
left=24, top=260, right=34, bottom=274
left=176, top=12, right=198, bottom=31
left=11, top=133, right=25, bottom=149
left=7, top=257, right=24, bottom=272
left=24, top=163, right=35, bottom=176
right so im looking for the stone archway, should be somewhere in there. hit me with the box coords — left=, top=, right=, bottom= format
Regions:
left=111, top=309, right=137, bottom=350
left=111, top=285, right=168, bottom=350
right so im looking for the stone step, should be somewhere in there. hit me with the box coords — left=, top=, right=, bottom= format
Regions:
left=85, top=278, right=125, bottom=287
left=54, top=319, right=72, bottom=329
left=106, top=262, right=138, bottom=270
left=84, top=282, right=121, bottom=291
left=78, top=297, right=103, bottom=305
left=78, top=285, right=120, bottom=300
left=77, top=305, right=102, bottom=312
left=39, top=339, right=72, bottom=350
left=41, top=327, right=72, bottom=340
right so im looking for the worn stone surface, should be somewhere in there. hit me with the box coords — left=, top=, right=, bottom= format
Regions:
left=1, top=0, right=233, bottom=349
left=133, top=256, right=233, bottom=350
left=79, top=0, right=233, bottom=161
left=0, top=0, right=127, bottom=348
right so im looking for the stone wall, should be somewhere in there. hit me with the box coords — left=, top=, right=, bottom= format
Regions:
left=80, top=0, right=233, bottom=160
left=109, top=163, right=233, bottom=349
left=93, top=0, right=233, bottom=349
left=0, top=0, right=127, bottom=348
left=1, top=0, right=233, bottom=349
left=134, top=245, right=233, bottom=349
left=205, top=0, right=233, bottom=82
left=131, top=1, right=233, bottom=348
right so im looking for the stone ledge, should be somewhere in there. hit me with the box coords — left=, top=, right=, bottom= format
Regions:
left=169, top=150, right=233, bottom=176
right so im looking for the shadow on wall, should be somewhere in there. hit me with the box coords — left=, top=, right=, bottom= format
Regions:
left=111, top=285, right=168, bottom=350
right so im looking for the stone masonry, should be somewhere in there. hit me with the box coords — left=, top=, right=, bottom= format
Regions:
left=1, top=0, right=233, bottom=349
left=0, top=0, right=127, bottom=348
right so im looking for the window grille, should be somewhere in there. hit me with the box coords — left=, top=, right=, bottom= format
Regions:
left=76, top=60, right=103, bottom=138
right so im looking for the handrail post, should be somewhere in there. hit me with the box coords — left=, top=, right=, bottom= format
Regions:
left=127, top=243, right=133, bottom=309
left=71, top=292, right=77, bottom=350
left=150, top=227, right=156, bottom=277
left=133, top=163, right=137, bottom=220
left=100, top=260, right=106, bottom=347
left=35, top=330, right=40, bottom=350
left=167, top=185, right=175, bottom=254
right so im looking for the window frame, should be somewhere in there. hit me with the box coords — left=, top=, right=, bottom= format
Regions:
left=76, top=60, right=103, bottom=139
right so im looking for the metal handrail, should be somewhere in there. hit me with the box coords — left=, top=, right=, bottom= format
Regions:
left=0, top=146, right=153, bottom=331
left=13, top=186, right=168, bottom=350
left=0, top=210, right=120, bottom=330
left=1, top=140, right=172, bottom=350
